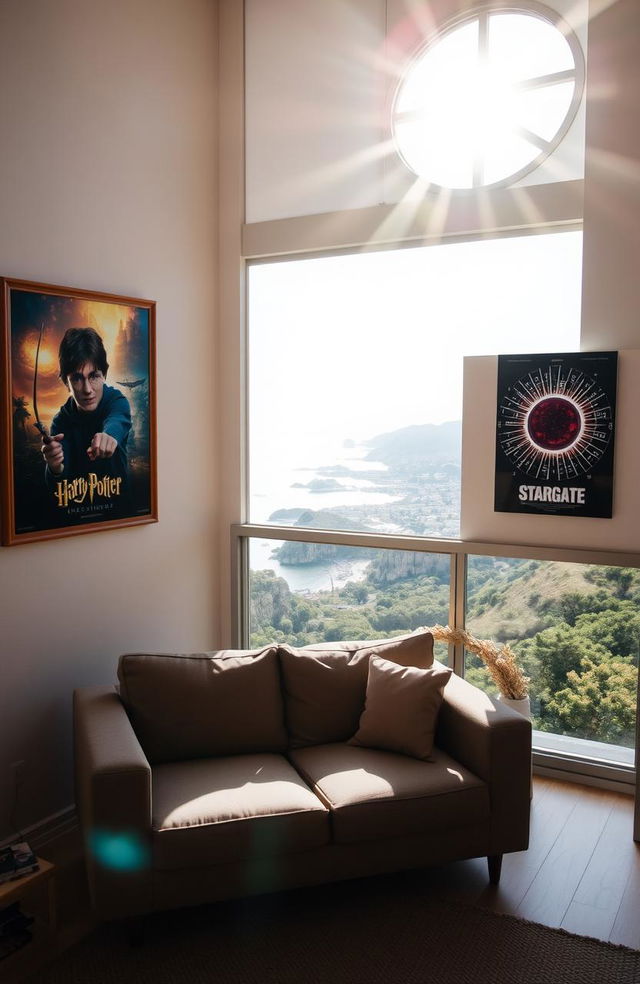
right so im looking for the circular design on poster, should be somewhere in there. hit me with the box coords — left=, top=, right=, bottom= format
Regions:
left=526, top=396, right=582, bottom=451
left=498, top=364, right=613, bottom=480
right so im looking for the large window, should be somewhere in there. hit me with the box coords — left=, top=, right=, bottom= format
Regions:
left=235, top=0, right=639, bottom=786
left=249, top=231, right=582, bottom=539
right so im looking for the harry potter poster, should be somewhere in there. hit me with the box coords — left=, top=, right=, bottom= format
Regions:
left=1, top=278, right=157, bottom=545
left=495, top=351, right=617, bottom=518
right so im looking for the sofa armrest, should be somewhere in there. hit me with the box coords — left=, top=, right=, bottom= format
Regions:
left=436, top=670, right=531, bottom=855
left=74, top=686, right=153, bottom=919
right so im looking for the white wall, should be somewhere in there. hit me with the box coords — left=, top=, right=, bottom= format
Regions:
left=245, top=0, right=588, bottom=223
left=581, top=0, right=640, bottom=349
left=245, top=0, right=387, bottom=223
left=0, top=0, right=219, bottom=840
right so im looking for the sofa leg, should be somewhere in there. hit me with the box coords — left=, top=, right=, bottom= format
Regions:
left=488, top=855, right=503, bottom=885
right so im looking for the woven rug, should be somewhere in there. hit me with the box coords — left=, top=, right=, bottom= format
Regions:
left=31, top=872, right=640, bottom=984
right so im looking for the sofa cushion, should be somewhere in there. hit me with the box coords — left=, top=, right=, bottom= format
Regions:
left=117, top=648, right=287, bottom=764
left=280, top=630, right=435, bottom=748
left=349, top=656, right=451, bottom=760
left=289, top=743, right=489, bottom=844
left=298, top=629, right=434, bottom=657
left=151, top=753, right=330, bottom=869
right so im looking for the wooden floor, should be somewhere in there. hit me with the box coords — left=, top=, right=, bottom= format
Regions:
left=6, top=776, right=640, bottom=980
left=419, top=776, right=640, bottom=950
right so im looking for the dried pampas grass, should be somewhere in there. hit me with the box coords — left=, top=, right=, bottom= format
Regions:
left=426, top=624, right=530, bottom=700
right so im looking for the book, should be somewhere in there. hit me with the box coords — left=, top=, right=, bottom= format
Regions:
left=0, top=850, right=14, bottom=886
left=9, top=843, right=39, bottom=879
left=0, top=842, right=39, bottom=884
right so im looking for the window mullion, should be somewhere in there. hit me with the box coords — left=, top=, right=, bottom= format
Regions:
left=451, top=552, right=467, bottom=676
left=232, top=532, right=250, bottom=649
left=473, top=11, right=490, bottom=188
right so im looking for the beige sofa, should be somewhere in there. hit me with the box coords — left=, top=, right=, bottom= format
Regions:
left=73, top=630, right=531, bottom=921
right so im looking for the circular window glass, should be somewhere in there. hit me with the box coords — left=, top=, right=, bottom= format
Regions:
left=392, top=5, right=585, bottom=190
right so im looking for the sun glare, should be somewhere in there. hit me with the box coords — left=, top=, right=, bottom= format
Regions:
left=393, top=7, right=584, bottom=190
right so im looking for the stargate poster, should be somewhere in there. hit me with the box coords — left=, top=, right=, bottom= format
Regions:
left=1, top=278, right=157, bottom=545
left=494, top=351, right=617, bottom=518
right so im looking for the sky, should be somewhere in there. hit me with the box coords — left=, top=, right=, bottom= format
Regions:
left=248, top=230, right=583, bottom=480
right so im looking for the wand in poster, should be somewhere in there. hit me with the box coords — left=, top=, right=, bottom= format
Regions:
left=32, top=322, right=50, bottom=442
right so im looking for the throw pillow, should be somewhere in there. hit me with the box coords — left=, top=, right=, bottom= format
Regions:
left=348, top=655, right=452, bottom=760
left=279, top=629, right=435, bottom=748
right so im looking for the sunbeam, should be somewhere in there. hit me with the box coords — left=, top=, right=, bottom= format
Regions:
left=365, top=180, right=453, bottom=246
left=268, top=139, right=397, bottom=214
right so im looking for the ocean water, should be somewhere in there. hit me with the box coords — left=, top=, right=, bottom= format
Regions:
left=249, top=438, right=398, bottom=592
left=250, top=539, right=371, bottom=592
left=250, top=441, right=395, bottom=523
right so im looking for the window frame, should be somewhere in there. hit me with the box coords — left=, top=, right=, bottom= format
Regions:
left=218, top=0, right=640, bottom=796
left=389, top=0, right=586, bottom=191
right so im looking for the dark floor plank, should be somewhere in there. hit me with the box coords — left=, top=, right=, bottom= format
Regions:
left=515, top=785, right=615, bottom=928
left=609, top=840, right=640, bottom=949
left=482, top=850, right=545, bottom=914
left=559, top=795, right=637, bottom=942
left=519, top=778, right=582, bottom=871
left=566, top=794, right=637, bottom=923
left=561, top=900, right=616, bottom=942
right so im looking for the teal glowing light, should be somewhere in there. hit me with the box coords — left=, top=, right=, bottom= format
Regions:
left=89, top=829, right=150, bottom=871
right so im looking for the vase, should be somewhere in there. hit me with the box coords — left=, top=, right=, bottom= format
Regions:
left=496, top=693, right=531, bottom=719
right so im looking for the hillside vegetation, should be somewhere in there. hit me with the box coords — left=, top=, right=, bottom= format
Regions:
left=251, top=556, right=640, bottom=749
left=467, top=561, right=601, bottom=641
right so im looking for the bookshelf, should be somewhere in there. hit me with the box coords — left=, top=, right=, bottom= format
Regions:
left=0, top=858, right=56, bottom=977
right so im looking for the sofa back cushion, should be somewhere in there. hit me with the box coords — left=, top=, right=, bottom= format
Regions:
left=279, top=630, right=434, bottom=748
left=117, top=648, right=287, bottom=764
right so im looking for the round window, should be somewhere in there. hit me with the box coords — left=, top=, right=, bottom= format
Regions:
left=391, top=4, right=585, bottom=190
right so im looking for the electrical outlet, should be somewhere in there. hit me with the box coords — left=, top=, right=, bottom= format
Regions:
left=10, top=760, right=26, bottom=786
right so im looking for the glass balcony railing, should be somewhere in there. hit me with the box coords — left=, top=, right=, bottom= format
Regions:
left=465, top=556, right=639, bottom=760
left=239, top=530, right=638, bottom=777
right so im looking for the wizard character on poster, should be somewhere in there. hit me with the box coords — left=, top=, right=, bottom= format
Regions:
left=1, top=279, right=157, bottom=545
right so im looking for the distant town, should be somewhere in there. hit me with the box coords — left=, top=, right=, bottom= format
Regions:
left=269, top=420, right=462, bottom=565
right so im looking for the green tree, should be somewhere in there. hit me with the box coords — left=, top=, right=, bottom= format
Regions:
left=516, top=623, right=609, bottom=696
left=573, top=606, right=640, bottom=662
left=542, top=658, right=637, bottom=745
left=554, top=592, right=598, bottom=627
left=323, top=610, right=375, bottom=642
left=352, top=583, right=369, bottom=604
left=250, top=570, right=292, bottom=636
left=291, top=601, right=313, bottom=633
left=602, top=566, right=636, bottom=599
